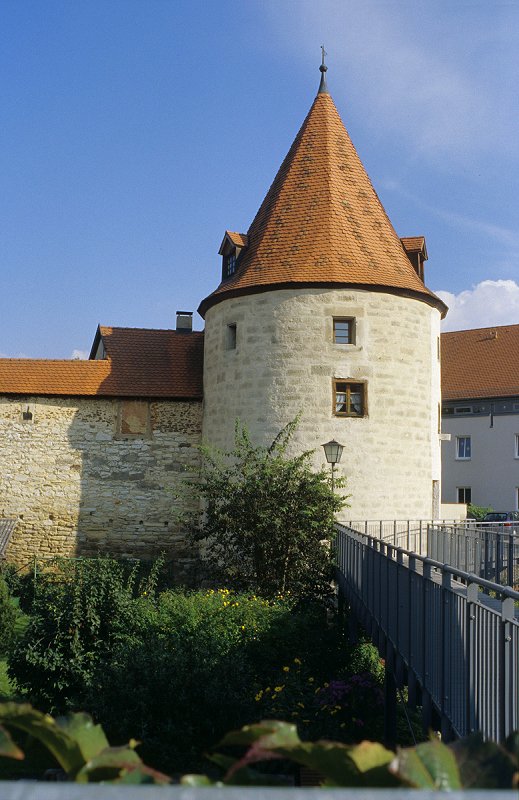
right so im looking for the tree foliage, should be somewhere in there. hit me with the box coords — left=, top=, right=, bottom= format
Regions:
left=191, top=419, right=347, bottom=599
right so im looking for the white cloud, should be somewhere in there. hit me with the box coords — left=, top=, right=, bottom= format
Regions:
left=438, top=280, right=519, bottom=331
left=71, top=349, right=89, bottom=360
left=264, top=0, right=519, bottom=162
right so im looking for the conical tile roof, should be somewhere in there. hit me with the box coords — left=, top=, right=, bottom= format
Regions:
left=198, top=87, right=446, bottom=317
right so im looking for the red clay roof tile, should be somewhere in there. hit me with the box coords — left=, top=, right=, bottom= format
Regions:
left=441, top=324, right=519, bottom=401
left=199, top=92, right=446, bottom=317
left=0, top=327, right=204, bottom=399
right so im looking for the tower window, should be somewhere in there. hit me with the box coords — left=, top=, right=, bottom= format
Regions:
left=226, top=323, right=237, bottom=350
left=333, top=318, right=355, bottom=344
left=222, top=251, right=237, bottom=280
left=333, top=380, right=365, bottom=417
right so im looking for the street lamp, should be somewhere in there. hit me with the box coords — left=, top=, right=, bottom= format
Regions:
left=322, top=439, right=344, bottom=492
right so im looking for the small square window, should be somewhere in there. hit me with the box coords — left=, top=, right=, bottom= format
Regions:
left=456, top=436, right=471, bottom=459
left=333, top=380, right=365, bottom=417
left=457, top=487, right=471, bottom=504
left=333, top=318, right=355, bottom=344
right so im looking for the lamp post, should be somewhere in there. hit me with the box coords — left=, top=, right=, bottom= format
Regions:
left=322, top=439, right=344, bottom=492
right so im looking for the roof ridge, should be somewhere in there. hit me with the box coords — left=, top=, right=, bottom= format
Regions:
left=442, top=323, right=519, bottom=336
left=99, top=325, right=203, bottom=334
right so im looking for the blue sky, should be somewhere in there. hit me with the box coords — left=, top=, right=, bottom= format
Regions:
left=1, top=0, right=518, bottom=358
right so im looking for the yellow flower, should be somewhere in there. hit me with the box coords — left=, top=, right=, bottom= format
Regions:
left=293, top=658, right=302, bottom=665
left=274, top=686, right=283, bottom=693
left=255, top=691, right=263, bottom=702
left=265, top=687, right=271, bottom=693
left=308, top=677, right=314, bottom=684
left=283, top=666, right=290, bottom=672
left=240, top=625, right=245, bottom=630
left=271, top=693, right=277, bottom=700
left=324, top=682, right=329, bottom=688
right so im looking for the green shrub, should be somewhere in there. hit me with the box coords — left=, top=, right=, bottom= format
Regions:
left=192, top=419, right=347, bottom=600
left=0, top=578, right=16, bottom=657
left=467, top=503, right=493, bottom=520
left=8, top=557, right=161, bottom=712
left=7, top=558, right=385, bottom=774
left=84, top=589, right=359, bottom=772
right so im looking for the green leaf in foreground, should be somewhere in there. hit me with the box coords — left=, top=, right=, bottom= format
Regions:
left=0, top=724, right=24, bottom=760
left=214, top=720, right=395, bottom=787
left=391, top=739, right=462, bottom=790
left=450, top=733, right=518, bottom=789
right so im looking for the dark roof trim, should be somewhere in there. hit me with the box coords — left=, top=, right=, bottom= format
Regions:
left=198, top=281, right=448, bottom=318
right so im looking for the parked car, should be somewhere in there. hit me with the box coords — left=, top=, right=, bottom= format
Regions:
left=479, top=511, right=519, bottom=533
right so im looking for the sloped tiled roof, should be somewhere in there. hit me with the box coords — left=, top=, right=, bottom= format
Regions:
left=401, top=236, right=427, bottom=256
left=441, top=324, right=519, bottom=401
left=199, top=89, right=446, bottom=317
left=226, top=231, right=249, bottom=248
left=0, top=327, right=204, bottom=399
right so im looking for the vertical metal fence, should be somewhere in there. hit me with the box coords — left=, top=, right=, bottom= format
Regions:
left=335, top=524, right=519, bottom=741
left=428, top=523, right=519, bottom=588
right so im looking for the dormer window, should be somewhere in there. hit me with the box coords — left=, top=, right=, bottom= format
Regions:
left=219, top=230, right=248, bottom=282
left=223, top=251, right=237, bottom=279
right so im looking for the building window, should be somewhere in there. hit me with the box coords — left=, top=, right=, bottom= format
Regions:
left=457, top=487, right=472, bottom=504
left=456, top=436, right=471, bottom=459
left=118, top=400, right=151, bottom=437
left=226, top=323, right=237, bottom=350
left=454, top=406, right=472, bottom=415
left=222, top=251, right=236, bottom=280
left=333, top=318, right=355, bottom=344
left=334, top=380, right=365, bottom=417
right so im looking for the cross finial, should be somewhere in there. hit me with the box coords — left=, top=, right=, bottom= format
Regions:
left=321, top=45, right=327, bottom=68
left=318, top=45, right=329, bottom=94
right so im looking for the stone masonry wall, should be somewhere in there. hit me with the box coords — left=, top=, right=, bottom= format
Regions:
left=202, top=287, right=442, bottom=521
left=0, top=396, right=202, bottom=578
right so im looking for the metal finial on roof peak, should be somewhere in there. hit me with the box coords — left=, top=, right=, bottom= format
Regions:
left=318, top=45, right=329, bottom=94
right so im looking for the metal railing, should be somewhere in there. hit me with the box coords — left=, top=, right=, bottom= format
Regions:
left=336, top=524, right=519, bottom=742
left=343, top=519, right=462, bottom=556
left=428, top=523, right=519, bottom=588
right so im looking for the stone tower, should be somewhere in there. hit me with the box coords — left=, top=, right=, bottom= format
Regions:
left=198, top=65, right=447, bottom=520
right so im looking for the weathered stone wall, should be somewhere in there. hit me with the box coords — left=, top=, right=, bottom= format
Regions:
left=202, top=287, right=442, bottom=520
left=0, top=396, right=202, bottom=577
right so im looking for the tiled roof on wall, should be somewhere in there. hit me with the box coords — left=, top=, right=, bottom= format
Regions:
left=441, top=324, right=519, bottom=401
left=0, top=327, right=204, bottom=399
left=199, top=89, right=446, bottom=318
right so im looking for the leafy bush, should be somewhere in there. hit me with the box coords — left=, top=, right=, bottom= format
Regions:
left=0, top=578, right=16, bottom=657
left=84, top=589, right=366, bottom=772
left=7, top=556, right=385, bottom=774
left=191, top=419, right=347, bottom=600
left=8, top=557, right=162, bottom=712
left=467, top=503, right=493, bottom=521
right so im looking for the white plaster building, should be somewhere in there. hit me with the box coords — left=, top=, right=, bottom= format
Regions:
left=441, top=324, right=519, bottom=511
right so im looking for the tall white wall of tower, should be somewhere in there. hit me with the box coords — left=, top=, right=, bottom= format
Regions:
left=202, top=287, right=442, bottom=521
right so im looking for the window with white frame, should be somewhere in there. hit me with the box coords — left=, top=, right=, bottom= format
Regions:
left=457, top=487, right=471, bottom=504
left=456, top=436, right=471, bottom=460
